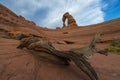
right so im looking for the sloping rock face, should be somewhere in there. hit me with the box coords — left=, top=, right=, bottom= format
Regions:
left=0, top=3, right=120, bottom=80
left=0, top=4, right=36, bottom=27
left=0, top=3, right=44, bottom=37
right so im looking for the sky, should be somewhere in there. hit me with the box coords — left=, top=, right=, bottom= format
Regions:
left=0, top=0, right=120, bottom=28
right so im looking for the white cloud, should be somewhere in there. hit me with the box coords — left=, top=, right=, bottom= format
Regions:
left=4, top=0, right=105, bottom=28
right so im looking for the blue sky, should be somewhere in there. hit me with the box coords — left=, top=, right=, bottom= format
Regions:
left=0, top=0, right=120, bottom=28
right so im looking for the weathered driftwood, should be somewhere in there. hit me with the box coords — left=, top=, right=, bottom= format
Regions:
left=70, top=33, right=108, bottom=59
left=17, top=33, right=108, bottom=80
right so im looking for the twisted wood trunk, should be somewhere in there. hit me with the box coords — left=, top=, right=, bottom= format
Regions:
left=17, top=33, right=108, bottom=80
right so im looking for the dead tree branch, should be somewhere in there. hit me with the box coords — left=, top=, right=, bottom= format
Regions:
left=17, top=33, right=108, bottom=80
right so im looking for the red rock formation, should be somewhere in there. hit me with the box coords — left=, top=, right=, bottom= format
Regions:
left=0, top=3, right=45, bottom=38
left=0, top=3, right=36, bottom=27
left=62, top=12, right=78, bottom=29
